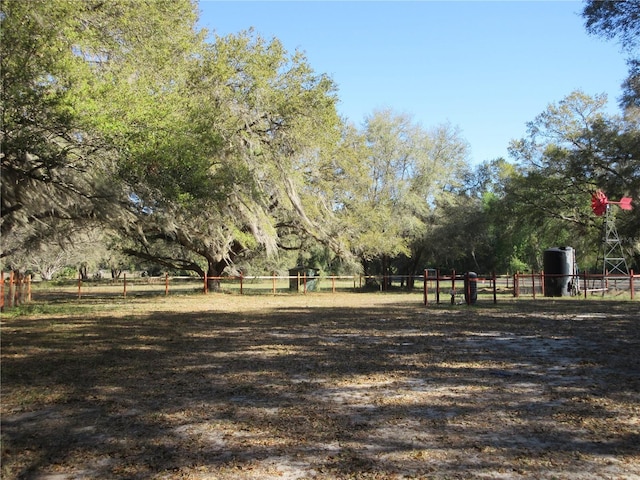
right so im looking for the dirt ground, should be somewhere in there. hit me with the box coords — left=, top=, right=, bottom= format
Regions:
left=2, top=293, right=639, bottom=479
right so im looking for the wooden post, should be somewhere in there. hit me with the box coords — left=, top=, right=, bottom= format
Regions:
left=436, top=270, right=441, bottom=304
left=541, top=270, right=545, bottom=297
left=27, top=275, right=32, bottom=302
left=631, top=270, right=635, bottom=300
left=203, top=273, right=208, bottom=294
left=165, top=273, right=169, bottom=296
left=332, top=276, right=336, bottom=293
left=272, top=272, right=276, bottom=294
left=451, top=269, right=456, bottom=297
left=303, top=273, right=307, bottom=294
left=123, top=273, right=127, bottom=298
left=0, top=273, right=4, bottom=312
left=77, top=271, right=82, bottom=300
left=11, top=271, right=17, bottom=307
left=492, top=272, right=497, bottom=304
left=240, top=275, right=244, bottom=295
left=513, top=272, right=518, bottom=298
left=532, top=272, right=536, bottom=299
left=584, top=271, right=588, bottom=299
left=423, top=269, right=428, bottom=306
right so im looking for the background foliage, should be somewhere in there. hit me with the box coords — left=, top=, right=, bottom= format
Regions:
left=2, top=0, right=638, bottom=283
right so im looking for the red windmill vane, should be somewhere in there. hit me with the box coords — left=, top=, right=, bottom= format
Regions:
left=590, top=189, right=633, bottom=281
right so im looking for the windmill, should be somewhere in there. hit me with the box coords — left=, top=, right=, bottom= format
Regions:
left=591, top=190, right=633, bottom=286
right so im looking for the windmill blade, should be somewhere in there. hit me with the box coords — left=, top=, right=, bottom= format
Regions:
left=591, top=190, right=608, bottom=216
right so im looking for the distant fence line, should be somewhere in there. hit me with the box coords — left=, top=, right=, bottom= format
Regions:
left=1, top=269, right=638, bottom=311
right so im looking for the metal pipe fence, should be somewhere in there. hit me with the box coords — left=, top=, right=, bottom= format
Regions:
left=1, top=269, right=638, bottom=311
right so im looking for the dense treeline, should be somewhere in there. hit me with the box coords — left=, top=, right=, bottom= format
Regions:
left=1, top=0, right=639, bottom=285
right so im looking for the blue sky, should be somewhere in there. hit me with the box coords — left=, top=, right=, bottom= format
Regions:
left=197, top=1, right=629, bottom=165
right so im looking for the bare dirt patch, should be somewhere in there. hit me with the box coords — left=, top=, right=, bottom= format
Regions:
left=2, top=294, right=639, bottom=479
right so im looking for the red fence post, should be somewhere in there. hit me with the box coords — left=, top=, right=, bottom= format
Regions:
left=436, top=270, right=441, bottom=304
left=165, top=273, right=169, bottom=296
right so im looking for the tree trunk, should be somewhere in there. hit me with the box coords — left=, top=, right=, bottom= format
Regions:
left=206, top=262, right=222, bottom=292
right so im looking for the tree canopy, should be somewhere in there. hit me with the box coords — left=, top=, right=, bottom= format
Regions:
left=2, top=0, right=639, bottom=282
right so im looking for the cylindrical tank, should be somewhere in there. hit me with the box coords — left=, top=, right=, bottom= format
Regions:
left=543, top=247, right=574, bottom=297
left=464, top=272, right=478, bottom=304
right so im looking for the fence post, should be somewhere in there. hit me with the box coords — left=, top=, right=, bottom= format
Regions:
left=492, top=271, right=497, bottom=304
left=532, top=272, right=536, bottom=299
left=332, top=275, right=336, bottom=293
left=9, top=271, right=15, bottom=307
left=123, top=273, right=127, bottom=298
left=203, top=274, right=208, bottom=294
left=541, top=270, right=545, bottom=297
left=272, top=272, right=276, bottom=294
left=165, top=273, right=169, bottom=296
left=631, top=270, right=635, bottom=300
left=77, top=271, right=82, bottom=300
left=0, top=272, right=4, bottom=312
left=584, top=271, right=588, bottom=299
left=465, top=273, right=471, bottom=305
left=436, top=270, right=441, bottom=304
left=27, top=275, right=32, bottom=302
left=451, top=270, right=456, bottom=299
left=423, top=269, right=428, bottom=306
left=240, top=275, right=244, bottom=295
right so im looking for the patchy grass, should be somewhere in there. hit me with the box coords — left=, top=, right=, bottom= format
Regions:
left=2, top=293, right=639, bottom=479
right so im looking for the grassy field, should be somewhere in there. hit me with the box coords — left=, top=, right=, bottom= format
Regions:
left=2, top=293, right=639, bottom=479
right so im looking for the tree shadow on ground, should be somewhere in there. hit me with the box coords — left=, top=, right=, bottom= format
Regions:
left=2, top=298, right=639, bottom=479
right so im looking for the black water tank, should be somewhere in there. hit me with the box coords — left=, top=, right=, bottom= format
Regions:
left=464, top=272, right=478, bottom=305
left=543, top=247, right=573, bottom=297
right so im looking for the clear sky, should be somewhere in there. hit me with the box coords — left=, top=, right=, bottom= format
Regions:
left=197, top=1, right=629, bottom=165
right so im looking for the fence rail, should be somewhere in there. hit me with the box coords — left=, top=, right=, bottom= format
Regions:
left=1, top=269, right=638, bottom=311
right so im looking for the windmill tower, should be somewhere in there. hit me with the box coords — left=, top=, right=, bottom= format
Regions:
left=591, top=190, right=633, bottom=284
